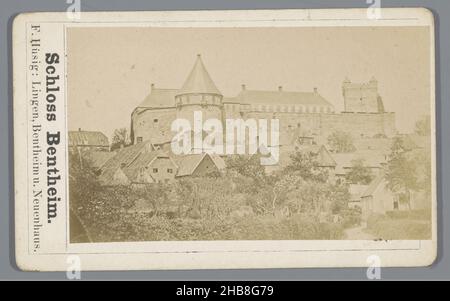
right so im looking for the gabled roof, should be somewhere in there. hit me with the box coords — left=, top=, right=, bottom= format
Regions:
left=177, top=55, right=221, bottom=96
left=84, top=151, right=115, bottom=169
left=235, top=90, right=333, bottom=107
left=300, top=145, right=336, bottom=167
left=137, top=88, right=178, bottom=108
left=276, top=145, right=336, bottom=168
left=173, top=154, right=206, bottom=177
left=209, top=154, right=227, bottom=170
left=361, top=173, right=385, bottom=198
left=99, top=141, right=154, bottom=184
left=332, top=150, right=387, bottom=175
left=69, top=131, right=109, bottom=147
left=122, top=152, right=160, bottom=182
left=353, top=138, right=392, bottom=154
left=173, top=153, right=224, bottom=177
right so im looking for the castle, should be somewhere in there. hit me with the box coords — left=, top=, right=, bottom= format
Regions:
left=130, top=55, right=396, bottom=148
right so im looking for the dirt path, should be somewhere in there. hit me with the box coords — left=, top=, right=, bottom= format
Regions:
left=344, top=225, right=376, bottom=240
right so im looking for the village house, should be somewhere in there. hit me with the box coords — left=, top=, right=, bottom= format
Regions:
left=332, top=149, right=388, bottom=181
left=94, top=139, right=226, bottom=185
left=69, top=129, right=110, bottom=152
left=97, top=141, right=177, bottom=186
left=84, top=151, right=115, bottom=170
left=359, top=173, right=430, bottom=221
left=174, top=153, right=226, bottom=178
left=348, top=184, right=369, bottom=209
left=264, top=144, right=336, bottom=175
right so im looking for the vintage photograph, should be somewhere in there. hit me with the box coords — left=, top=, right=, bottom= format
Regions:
left=67, top=26, right=433, bottom=244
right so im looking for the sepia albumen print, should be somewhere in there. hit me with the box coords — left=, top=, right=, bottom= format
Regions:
left=67, top=26, right=432, bottom=244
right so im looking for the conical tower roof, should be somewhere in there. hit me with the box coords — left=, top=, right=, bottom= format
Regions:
left=178, top=54, right=221, bottom=96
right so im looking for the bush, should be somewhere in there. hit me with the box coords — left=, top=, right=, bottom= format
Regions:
left=366, top=213, right=431, bottom=240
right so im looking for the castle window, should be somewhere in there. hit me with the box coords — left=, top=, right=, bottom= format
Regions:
left=154, top=119, right=159, bottom=123
left=153, top=168, right=159, bottom=173
left=167, top=168, right=173, bottom=174
left=137, top=137, right=143, bottom=143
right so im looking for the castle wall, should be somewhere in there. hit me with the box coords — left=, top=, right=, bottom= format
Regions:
left=320, top=113, right=396, bottom=138
left=132, top=108, right=176, bottom=143
left=131, top=106, right=396, bottom=147
left=244, top=111, right=396, bottom=144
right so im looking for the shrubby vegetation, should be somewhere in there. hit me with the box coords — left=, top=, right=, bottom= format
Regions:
left=70, top=150, right=361, bottom=242
left=345, top=159, right=374, bottom=185
left=327, top=130, right=356, bottom=153
left=366, top=211, right=431, bottom=240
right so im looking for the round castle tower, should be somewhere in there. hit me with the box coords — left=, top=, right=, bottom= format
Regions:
left=175, top=54, right=224, bottom=127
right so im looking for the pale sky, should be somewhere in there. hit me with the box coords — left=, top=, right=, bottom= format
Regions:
left=67, top=26, right=431, bottom=140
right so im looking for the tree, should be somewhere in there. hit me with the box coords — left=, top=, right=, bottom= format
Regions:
left=111, top=128, right=131, bottom=151
left=284, top=151, right=329, bottom=183
left=327, top=131, right=356, bottom=153
left=225, top=155, right=267, bottom=187
left=345, top=158, right=374, bottom=185
left=267, top=172, right=350, bottom=217
left=385, top=139, right=419, bottom=209
left=414, top=115, right=431, bottom=136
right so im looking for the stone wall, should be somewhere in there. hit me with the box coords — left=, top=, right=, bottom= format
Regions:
left=131, top=106, right=396, bottom=146
left=132, top=108, right=176, bottom=143
left=320, top=112, right=396, bottom=138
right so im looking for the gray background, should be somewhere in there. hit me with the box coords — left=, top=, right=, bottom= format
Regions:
left=0, top=0, right=448, bottom=280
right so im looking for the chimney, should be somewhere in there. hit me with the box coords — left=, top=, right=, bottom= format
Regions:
left=78, top=128, right=81, bottom=132
left=241, top=84, right=246, bottom=91
left=314, top=87, right=318, bottom=94
left=278, top=86, right=283, bottom=92
left=151, top=83, right=155, bottom=91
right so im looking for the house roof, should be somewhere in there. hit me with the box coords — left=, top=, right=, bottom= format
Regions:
left=84, top=151, right=115, bottom=169
left=174, top=153, right=225, bottom=177
left=69, top=131, right=109, bottom=147
left=137, top=88, right=178, bottom=108
left=302, top=145, right=336, bottom=167
left=177, top=55, right=222, bottom=96
left=209, top=154, right=227, bottom=170
left=123, top=151, right=176, bottom=183
left=122, top=152, right=160, bottom=182
left=99, top=141, right=154, bottom=184
left=174, top=154, right=206, bottom=177
left=361, top=173, right=385, bottom=198
left=277, top=145, right=336, bottom=168
left=353, top=138, right=392, bottom=154
left=332, top=150, right=387, bottom=175
left=234, top=90, right=333, bottom=107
